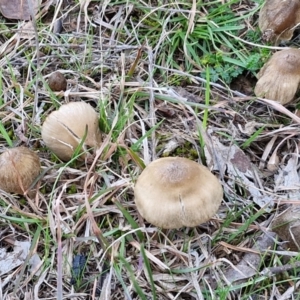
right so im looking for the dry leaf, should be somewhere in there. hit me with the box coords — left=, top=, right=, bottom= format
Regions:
left=238, top=121, right=259, bottom=136
left=0, top=240, right=30, bottom=276
left=29, top=253, right=42, bottom=276
left=272, top=205, right=300, bottom=251
left=223, top=233, right=276, bottom=284
left=274, top=154, right=300, bottom=198
left=204, top=129, right=274, bottom=210
left=162, top=139, right=184, bottom=156
left=17, top=21, right=35, bottom=39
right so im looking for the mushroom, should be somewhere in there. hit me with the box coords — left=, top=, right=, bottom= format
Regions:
left=0, top=0, right=40, bottom=21
left=41, top=101, right=101, bottom=161
left=0, top=147, right=40, bottom=194
left=134, top=157, right=223, bottom=229
left=259, top=0, right=300, bottom=43
left=272, top=205, right=300, bottom=251
left=48, top=71, right=67, bottom=92
left=254, top=48, right=300, bottom=105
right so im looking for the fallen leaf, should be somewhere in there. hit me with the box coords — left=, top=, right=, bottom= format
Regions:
left=223, top=233, right=276, bottom=284
left=204, top=130, right=274, bottom=210
left=162, top=139, right=184, bottom=156
left=0, top=240, right=30, bottom=276
left=274, top=154, right=300, bottom=195
left=272, top=205, right=300, bottom=251
left=28, top=253, right=42, bottom=276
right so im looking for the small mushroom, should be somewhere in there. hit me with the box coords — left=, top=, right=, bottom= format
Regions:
left=259, top=0, right=300, bottom=43
left=134, top=157, right=223, bottom=229
left=0, top=147, right=40, bottom=194
left=41, top=101, right=101, bottom=161
left=272, top=205, right=300, bottom=251
left=48, top=71, right=67, bottom=92
left=254, top=49, right=300, bottom=105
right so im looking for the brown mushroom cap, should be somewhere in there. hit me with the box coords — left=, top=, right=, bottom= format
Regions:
left=41, top=102, right=101, bottom=161
left=259, top=0, right=300, bottom=43
left=272, top=205, right=300, bottom=251
left=0, top=0, right=40, bottom=21
left=254, top=49, right=300, bottom=105
left=0, top=147, right=40, bottom=194
left=134, top=157, right=223, bottom=229
left=48, top=71, right=67, bottom=92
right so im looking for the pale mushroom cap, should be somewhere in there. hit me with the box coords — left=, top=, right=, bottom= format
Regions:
left=254, top=49, right=300, bottom=104
left=134, top=157, right=223, bottom=229
left=41, top=102, right=101, bottom=161
left=0, top=147, right=40, bottom=194
left=259, top=0, right=300, bottom=42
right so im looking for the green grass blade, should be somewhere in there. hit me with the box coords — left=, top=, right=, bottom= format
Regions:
left=203, top=66, right=211, bottom=130
left=140, top=244, right=157, bottom=299
left=0, top=121, right=13, bottom=147
left=114, top=200, right=144, bottom=242
left=131, top=119, right=164, bottom=152
left=118, top=255, right=148, bottom=300
left=241, top=126, right=265, bottom=149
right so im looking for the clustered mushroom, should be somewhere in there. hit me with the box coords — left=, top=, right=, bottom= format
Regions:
left=41, top=101, right=101, bottom=161
left=259, top=0, right=300, bottom=43
left=0, top=147, right=40, bottom=194
left=134, top=157, right=223, bottom=229
left=254, top=48, right=300, bottom=105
